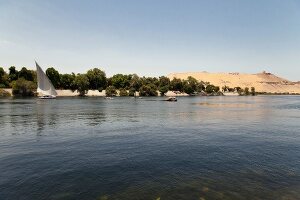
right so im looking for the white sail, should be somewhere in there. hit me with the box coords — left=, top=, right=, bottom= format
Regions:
left=36, top=62, right=57, bottom=96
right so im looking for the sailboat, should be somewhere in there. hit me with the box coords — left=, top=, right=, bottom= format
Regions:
left=36, top=61, right=57, bottom=99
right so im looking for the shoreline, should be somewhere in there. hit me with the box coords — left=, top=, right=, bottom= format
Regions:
left=1, top=88, right=300, bottom=97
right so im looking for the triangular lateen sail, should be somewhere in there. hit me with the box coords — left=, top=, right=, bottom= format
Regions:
left=35, top=61, right=57, bottom=96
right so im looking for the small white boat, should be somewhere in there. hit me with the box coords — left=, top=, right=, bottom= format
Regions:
left=165, top=97, right=177, bottom=102
left=36, top=61, right=57, bottom=99
left=105, top=97, right=114, bottom=100
left=223, top=92, right=239, bottom=96
left=39, top=95, right=56, bottom=99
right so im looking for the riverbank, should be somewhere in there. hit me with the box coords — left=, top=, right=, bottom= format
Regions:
left=0, top=89, right=190, bottom=97
left=1, top=88, right=300, bottom=97
left=55, top=90, right=190, bottom=97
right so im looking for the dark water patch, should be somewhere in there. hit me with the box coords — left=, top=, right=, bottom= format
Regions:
left=277, top=103, right=300, bottom=110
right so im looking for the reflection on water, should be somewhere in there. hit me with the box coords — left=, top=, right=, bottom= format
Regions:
left=192, top=102, right=258, bottom=107
left=0, top=96, right=299, bottom=200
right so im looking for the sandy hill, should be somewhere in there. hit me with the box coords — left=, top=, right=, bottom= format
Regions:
left=168, top=71, right=300, bottom=94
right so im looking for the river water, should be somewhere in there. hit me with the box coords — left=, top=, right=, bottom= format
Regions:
left=0, top=96, right=299, bottom=200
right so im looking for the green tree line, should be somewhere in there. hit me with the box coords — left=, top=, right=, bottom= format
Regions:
left=0, top=66, right=254, bottom=96
left=222, top=85, right=256, bottom=96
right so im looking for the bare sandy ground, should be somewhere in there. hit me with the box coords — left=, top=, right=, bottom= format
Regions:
left=57, top=90, right=187, bottom=97
left=168, top=71, right=300, bottom=93
left=56, top=90, right=106, bottom=96
left=3, top=88, right=12, bottom=94
left=3, top=89, right=187, bottom=97
left=165, top=91, right=189, bottom=96
left=2, top=89, right=107, bottom=97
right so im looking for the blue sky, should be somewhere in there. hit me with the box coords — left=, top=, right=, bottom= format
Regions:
left=0, top=0, right=299, bottom=80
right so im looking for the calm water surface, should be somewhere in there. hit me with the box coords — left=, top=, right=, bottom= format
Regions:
left=0, top=96, right=299, bottom=200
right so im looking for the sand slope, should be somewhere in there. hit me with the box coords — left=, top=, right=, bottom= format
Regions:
left=168, top=71, right=300, bottom=93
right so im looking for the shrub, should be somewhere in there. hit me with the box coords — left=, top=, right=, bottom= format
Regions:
left=238, top=88, right=244, bottom=95
left=159, top=85, right=169, bottom=96
left=139, top=84, right=157, bottom=96
left=170, top=78, right=183, bottom=92
left=128, top=88, right=136, bottom=96
left=105, top=86, right=117, bottom=96
left=206, top=84, right=218, bottom=94
left=74, top=74, right=89, bottom=96
left=119, top=88, right=128, bottom=96
left=12, top=78, right=37, bottom=96
left=86, top=68, right=106, bottom=91
left=251, top=87, right=256, bottom=96
left=183, top=82, right=194, bottom=95
left=244, top=87, right=250, bottom=95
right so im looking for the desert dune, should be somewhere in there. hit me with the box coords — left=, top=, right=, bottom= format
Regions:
left=168, top=71, right=300, bottom=94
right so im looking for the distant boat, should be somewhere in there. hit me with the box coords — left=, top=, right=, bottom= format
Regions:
left=35, top=61, right=57, bottom=99
left=223, top=92, right=239, bottom=96
left=164, top=97, right=177, bottom=102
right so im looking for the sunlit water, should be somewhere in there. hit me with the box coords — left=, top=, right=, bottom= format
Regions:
left=0, top=96, right=299, bottom=200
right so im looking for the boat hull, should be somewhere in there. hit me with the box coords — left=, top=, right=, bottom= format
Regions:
left=164, top=97, right=177, bottom=102
left=39, top=95, right=56, bottom=99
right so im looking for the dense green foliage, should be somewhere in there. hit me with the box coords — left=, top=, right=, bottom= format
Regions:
left=12, top=78, right=37, bottom=96
left=46, top=67, right=60, bottom=88
left=170, top=78, right=183, bottom=91
left=0, top=67, right=9, bottom=88
left=0, top=67, right=37, bottom=96
left=222, top=85, right=256, bottom=96
left=237, top=87, right=256, bottom=96
left=128, top=88, right=136, bottom=96
left=182, top=76, right=205, bottom=95
left=9, top=66, right=19, bottom=82
left=105, top=86, right=117, bottom=96
left=119, top=88, right=128, bottom=96
left=60, top=73, right=76, bottom=90
left=129, top=74, right=141, bottom=92
left=74, top=74, right=90, bottom=96
left=0, top=66, right=230, bottom=96
left=19, top=67, right=35, bottom=82
left=244, top=87, right=250, bottom=95
left=111, top=74, right=131, bottom=89
left=206, top=85, right=220, bottom=94
left=0, top=67, right=5, bottom=78
left=251, top=87, right=256, bottom=96
left=158, top=76, right=170, bottom=96
left=86, top=68, right=106, bottom=91
left=139, top=84, right=158, bottom=96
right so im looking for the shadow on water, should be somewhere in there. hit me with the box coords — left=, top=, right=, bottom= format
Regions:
left=36, top=101, right=48, bottom=135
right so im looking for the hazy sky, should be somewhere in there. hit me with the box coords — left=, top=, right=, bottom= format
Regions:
left=0, top=0, right=299, bottom=80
